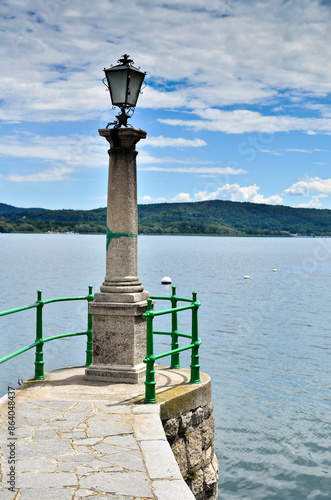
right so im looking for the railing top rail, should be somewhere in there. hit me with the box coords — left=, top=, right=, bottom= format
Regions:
left=42, top=294, right=93, bottom=305
left=42, top=330, right=90, bottom=344
left=0, top=289, right=94, bottom=317
left=143, top=302, right=199, bottom=318
left=0, top=303, right=38, bottom=317
left=150, top=295, right=194, bottom=303
left=144, top=341, right=197, bottom=362
left=149, top=296, right=171, bottom=301
left=0, top=341, right=39, bottom=365
left=0, top=286, right=93, bottom=372
left=153, top=330, right=193, bottom=339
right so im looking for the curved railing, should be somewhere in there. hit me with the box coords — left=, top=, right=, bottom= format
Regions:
left=0, top=287, right=94, bottom=380
left=143, top=285, right=201, bottom=403
left=0, top=284, right=201, bottom=401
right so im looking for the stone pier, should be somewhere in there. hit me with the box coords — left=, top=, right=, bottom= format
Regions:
left=0, top=366, right=219, bottom=499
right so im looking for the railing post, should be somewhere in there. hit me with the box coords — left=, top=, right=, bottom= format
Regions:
left=170, top=285, right=180, bottom=369
left=34, top=290, right=45, bottom=380
left=85, top=285, right=93, bottom=366
left=190, top=291, right=201, bottom=384
left=144, top=298, right=157, bottom=403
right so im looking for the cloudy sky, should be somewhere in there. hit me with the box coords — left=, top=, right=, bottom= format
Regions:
left=1, top=0, right=331, bottom=210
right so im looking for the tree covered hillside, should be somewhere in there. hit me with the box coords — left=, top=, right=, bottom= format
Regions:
left=138, top=200, right=331, bottom=236
left=0, top=200, right=331, bottom=236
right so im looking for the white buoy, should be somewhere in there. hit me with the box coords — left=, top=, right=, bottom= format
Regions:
left=244, top=275, right=250, bottom=279
left=273, top=269, right=278, bottom=272
left=161, top=276, right=172, bottom=285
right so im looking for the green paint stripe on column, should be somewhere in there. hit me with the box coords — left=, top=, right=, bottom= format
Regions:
left=106, top=227, right=137, bottom=250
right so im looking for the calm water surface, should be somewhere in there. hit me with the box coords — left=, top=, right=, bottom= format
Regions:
left=0, top=234, right=330, bottom=499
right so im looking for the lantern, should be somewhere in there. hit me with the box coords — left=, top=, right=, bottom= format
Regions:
left=103, top=54, right=146, bottom=127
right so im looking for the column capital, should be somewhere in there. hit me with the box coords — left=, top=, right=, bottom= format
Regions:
left=98, top=127, right=147, bottom=150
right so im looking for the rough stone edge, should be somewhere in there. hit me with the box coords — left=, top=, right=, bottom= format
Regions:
left=132, top=372, right=218, bottom=500
left=157, top=373, right=212, bottom=422
left=132, top=404, right=195, bottom=499
left=154, top=374, right=218, bottom=500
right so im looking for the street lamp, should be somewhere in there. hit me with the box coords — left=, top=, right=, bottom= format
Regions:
left=103, top=54, right=146, bottom=128
left=85, top=54, right=148, bottom=384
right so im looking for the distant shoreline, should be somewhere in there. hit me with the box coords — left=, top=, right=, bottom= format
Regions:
left=1, top=231, right=329, bottom=238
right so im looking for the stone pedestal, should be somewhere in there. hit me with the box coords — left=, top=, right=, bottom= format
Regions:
left=85, top=127, right=148, bottom=384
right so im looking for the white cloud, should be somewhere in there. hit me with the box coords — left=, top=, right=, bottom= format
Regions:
left=0, top=134, right=105, bottom=167
left=287, top=148, right=312, bottom=153
left=159, top=109, right=331, bottom=135
left=286, top=148, right=331, bottom=154
left=143, top=136, right=207, bottom=148
left=141, top=86, right=190, bottom=110
left=140, top=195, right=166, bottom=203
left=138, top=166, right=246, bottom=175
left=0, top=132, right=243, bottom=183
left=172, top=193, right=193, bottom=203
left=259, top=149, right=281, bottom=156
left=194, top=184, right=283, bottom=205
left=284, top=176, right=331, bottom=197
left=0, top=166, right=75, bottom=182
left=0, top=133, right=109, bottom=183
left=294, top=196, right=324, bottom=208
left=305, top=103, right=331, bottom=118
left=138, top=153, right=214, bottom=165
left=2, top=0, right=331, bottom=123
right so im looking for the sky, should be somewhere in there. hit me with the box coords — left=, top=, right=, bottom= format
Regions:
left=1, top=0, right=331, bottom=211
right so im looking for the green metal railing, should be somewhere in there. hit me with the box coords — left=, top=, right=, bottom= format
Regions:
left=0, top=286, right=94, bottom=380
left=143, top=285, right=201, bottom=403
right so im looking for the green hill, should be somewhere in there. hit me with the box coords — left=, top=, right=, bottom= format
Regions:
left=138, top=200, right=331, bottom=236
left=0, top=202, right=45, bottom=214
left=1, top=200, right=331, bottom=236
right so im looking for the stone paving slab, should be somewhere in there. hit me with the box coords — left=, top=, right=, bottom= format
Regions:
left=0, top=366, right=197, bottom=499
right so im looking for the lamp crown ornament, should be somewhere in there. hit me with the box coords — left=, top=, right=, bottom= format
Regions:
left=117, top=54, right=133, bottom=66
left=103, top=54, right=146, bottom=128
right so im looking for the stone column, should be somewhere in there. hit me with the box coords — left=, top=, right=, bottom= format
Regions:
left=85, top=127, right=149, bottom=384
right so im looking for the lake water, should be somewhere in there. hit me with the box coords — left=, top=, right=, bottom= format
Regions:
left=0, top=234, right=330, bottom=499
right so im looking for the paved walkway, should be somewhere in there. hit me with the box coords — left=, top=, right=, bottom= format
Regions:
left=0, top=366, right=195, bottom=499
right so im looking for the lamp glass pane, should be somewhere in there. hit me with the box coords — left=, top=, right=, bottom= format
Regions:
left=127, top=69, right=145, bottom=106
left=106, top=69, right=128, bottom=106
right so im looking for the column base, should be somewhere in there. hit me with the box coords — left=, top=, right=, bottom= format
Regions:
left=97, top=278, right=149, bottom=303
left=85, top=294, right=149, bottom=385
left=85, top=362, right=146, bottom=384
left=94, top=290, right=149, bottom=303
